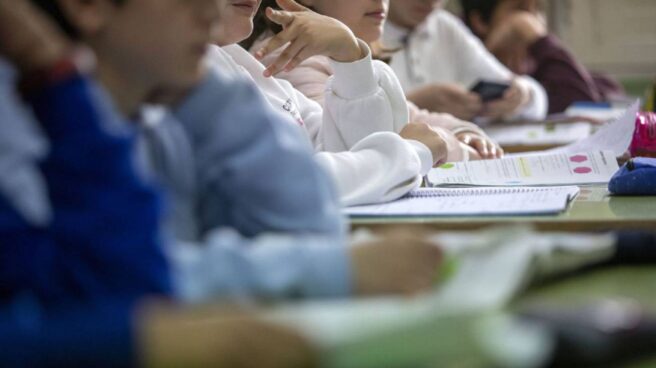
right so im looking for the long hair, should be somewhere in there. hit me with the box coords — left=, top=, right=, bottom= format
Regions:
left=460, top=0, right=499, bottom=29
left=240, top=0, right=286, bottom=50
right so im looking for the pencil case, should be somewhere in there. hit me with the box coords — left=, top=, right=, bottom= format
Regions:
left=608, top=157, right=656, bottom=195
left=629, top=112, right=656, bottom=158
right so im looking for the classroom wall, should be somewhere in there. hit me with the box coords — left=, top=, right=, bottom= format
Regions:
left=551, top=0, right=656, bottom=79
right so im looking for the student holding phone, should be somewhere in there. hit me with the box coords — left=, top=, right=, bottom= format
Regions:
left=382, top=0, right=547, bottom=122
left=461, top=0, right=625, bottom=114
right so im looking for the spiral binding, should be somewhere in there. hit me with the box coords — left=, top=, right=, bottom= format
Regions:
left=408, top=187, right=553, bottom=198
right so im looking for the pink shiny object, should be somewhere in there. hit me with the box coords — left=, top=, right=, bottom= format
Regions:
left=629, top=112, right=656, bottom=158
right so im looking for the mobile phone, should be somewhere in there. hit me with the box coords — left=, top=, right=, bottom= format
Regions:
left=470, top=80, right=510, bottom=102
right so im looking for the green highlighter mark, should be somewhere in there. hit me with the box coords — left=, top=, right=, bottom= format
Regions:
left=439, top=163, right=455, bottom=169
left=435, top=255, right=459, bottom=284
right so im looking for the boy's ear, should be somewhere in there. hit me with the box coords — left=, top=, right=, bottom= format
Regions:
left=56, top=0, right=117, bottom=36
left=468, top=11, right=490, bottom=38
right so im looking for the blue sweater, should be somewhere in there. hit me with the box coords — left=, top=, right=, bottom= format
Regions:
left=0, top=73, right=170, bottom=365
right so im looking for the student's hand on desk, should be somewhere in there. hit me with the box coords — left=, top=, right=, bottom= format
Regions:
left=350, top=236, right=443, bottom=296
left=140, top=304, right=318, bottom=368
left=0, top=0, right=69, bottom=73
left=464, top=145, right=482, bottom=161
left=457, top=132, right=503, bottom=159
left=481, top=79, right=529, bottom=121
left=485, top=12, right=547, bottom=74
left=400, top=122, right=449, bottom=166
left=408, top=83, right=483, bottom=121
left=254, top=0, right=365, bottom=77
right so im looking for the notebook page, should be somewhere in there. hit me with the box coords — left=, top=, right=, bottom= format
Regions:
left=345, top=186, right=580, bottom=217
left=426, top=151, right=618, bottom=187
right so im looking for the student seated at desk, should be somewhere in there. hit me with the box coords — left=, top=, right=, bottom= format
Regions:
left=210, top=0, right=483, bottom=206
left=246, top=0, right=503, bottom=160
left=211, top=1, right=447, bottom=206
left=0, top=3, right=313, bottom=366
left=460, top=0, right=625, bottom=114
left=379, top=0, right=547, bottom=122
left=26, top=0, right=442, bottom=304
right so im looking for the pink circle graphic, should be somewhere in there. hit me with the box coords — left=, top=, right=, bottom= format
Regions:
left=574, top=167, right=592, bottom=174
left=570, top=155, right=588, bottom=163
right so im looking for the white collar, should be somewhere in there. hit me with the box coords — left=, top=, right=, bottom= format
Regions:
left=382, top=21, right=411, bottom=49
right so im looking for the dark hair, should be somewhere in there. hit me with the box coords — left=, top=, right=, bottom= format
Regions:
left=460, top=0, right=499, bottom=29
left=30, top=0, right=125, bottom=39
left=240, top=0, right=285, bottom=50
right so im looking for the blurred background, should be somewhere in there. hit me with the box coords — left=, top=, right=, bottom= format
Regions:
left=446, top=0, right=656, bottom=98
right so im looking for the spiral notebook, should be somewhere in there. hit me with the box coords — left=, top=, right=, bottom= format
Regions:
left=345, top=186, right=580, bottom=217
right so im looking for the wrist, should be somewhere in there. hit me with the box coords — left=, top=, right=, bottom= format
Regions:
left=331, top=38, right=365, bottom=63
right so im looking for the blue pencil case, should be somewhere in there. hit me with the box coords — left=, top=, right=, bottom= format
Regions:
left=608, top=158, right=656, bottom=195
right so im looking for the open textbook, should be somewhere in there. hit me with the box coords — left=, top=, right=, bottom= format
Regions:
left=344, top=186, right=579, bottom=217
left=426, top=150, right=618, bottom=187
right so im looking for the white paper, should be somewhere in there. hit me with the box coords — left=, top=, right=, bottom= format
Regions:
left=427, top=150, right=618, bottom=187
left=344, top=186, right=579, bottom=217
left=486, top=122, right=593, bottom=146
left=565, top=104, right=627, bottom=122
left=550, top=100, right=640, bottom=156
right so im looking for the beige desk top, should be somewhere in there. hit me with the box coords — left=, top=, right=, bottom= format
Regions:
left=349, top=185, right=656, bottom=232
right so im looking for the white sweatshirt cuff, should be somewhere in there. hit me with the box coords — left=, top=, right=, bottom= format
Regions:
left=329, top=39, right=378, bottom=99
left=514, top=76, right=548, bottom=120
left=405, top=139, right=434, bottom=175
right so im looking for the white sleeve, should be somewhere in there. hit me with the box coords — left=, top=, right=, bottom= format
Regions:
left=322, top=40, right=410, bottom=152
left=440, top=12, right=547, bottom=120
left=514, top=75, right=548, bottom=120
left=315, top=132, right=432, bottom=207
left=290, top=85, right=325, bottom=150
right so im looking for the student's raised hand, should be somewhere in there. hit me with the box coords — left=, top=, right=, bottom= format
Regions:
left=350, top=235, right=443, bottom=296
left=481, top=79, right=529, bottom=120
left=456, top=131, right=503, bottom=159
left=254, top=0, right=365, bottom=77
left=399, top=122, right=449, bottom=166
left=140, top=304, right=318, bottom=368
left=0, top=0, right=69, bottom=72
left=408, top=83, right=483, bottom=120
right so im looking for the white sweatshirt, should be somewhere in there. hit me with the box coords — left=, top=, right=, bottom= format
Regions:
left=250, top=37, right=485, bottom=162
left=206, top=44, right=433, bottom=206
left=382, top=10, right=548, bottom=120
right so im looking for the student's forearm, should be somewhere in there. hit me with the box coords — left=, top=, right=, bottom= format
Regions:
left=167, top=229, right=351, bottom=303
left=174, top=72, right=344, bottom=238
left=406, top=84, right=439, bottom=112
left=315, top=132, right=429, bottom=206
